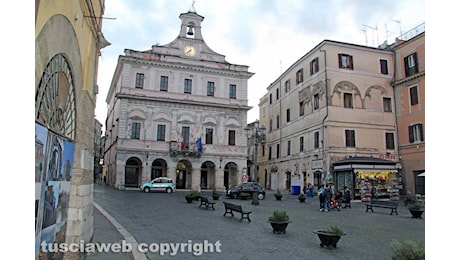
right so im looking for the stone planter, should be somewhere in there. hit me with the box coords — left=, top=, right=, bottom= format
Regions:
left=409, top=209, right=424, bottom=219
left=313, top=230, right=346, bottom=248
left=268, top=221, right=291, bottom=234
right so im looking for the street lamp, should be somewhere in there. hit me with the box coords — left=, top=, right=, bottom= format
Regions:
left=245, top=120, right=266, bottom=205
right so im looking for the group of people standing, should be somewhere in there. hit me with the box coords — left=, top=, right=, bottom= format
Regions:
left=317, top=183, right=351, bottom=211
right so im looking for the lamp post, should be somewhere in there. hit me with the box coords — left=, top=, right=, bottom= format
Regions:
left=245, top=120, right=266, bottom=205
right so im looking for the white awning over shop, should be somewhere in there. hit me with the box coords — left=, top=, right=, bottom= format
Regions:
left=417, top=172, right=425, bottom=177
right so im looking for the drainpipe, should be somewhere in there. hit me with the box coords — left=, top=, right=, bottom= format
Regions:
left=319, top=47, right=329, bottom=183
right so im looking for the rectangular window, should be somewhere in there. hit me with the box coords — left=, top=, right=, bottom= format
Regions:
left=276, top=115, right=280, bottom=129
left=276, top=144, right=280, bottom=159
left=157, top=124, right=166, bottom=141
left=299, top=136, right=304, bottom=152
left=229, top=84, right=237, bottom=99
left=409, top=123, right=424, bottom=143
left=314, top=93, right=320, bottom=110
left=276, top=88, right=279, bottom=100
left=404, top=53, right=419, bottom=77
left=160, top=76, right=168, bottom=91
left=207, top=81, right=215, bottom=96
left=314, top=131, right=319, bottom=149
left=287, top=140, right=291, bottom=156
left=269, top=146, right=272, bottom=160
left=269, top=119, right=273, bottom=132
left=131, top=122, right=141, bottom=139
left=135, top=73, right=144, bottom=89
left=286, top=109, right=290, bottom=123
left=205, top=128, right=213, bottom=144
left=228, top=130, right=236, bottom=145
left=344, top=93, right=353, bottom=108
left=184, top=79, right=192, bottom=94
left=269, top=93, right=272, bottom=104
left=299, top=101, right=305, bottom=116
left=182, top=126, right=190, bottom=148
left=385, top=132, right=395, bottom=150
left=296, top=68, right=304, bottom=84
left=338, top=54, right=354, bottom=69
left=383, top=97, right=392, bottom=112
left=380, top=59, right=388, bottom=75
left=285, top=80, right=291, bottom=93
left=410, top=86, right=419, bottom=106
left=345, top=129, right=356, bottom=147
left=310, top=57, right=319, bottom=75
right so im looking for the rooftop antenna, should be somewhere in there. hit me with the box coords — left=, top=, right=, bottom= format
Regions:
left=361, top=29, right=368, bottom=45
left=392, top=19, right=402, bottom=39
left=363, top=24, right=377, bottom=46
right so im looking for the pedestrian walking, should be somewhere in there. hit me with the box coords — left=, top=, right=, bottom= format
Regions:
left=318, top=185, right=325, bottom=211
left=324, top=184, right=331, bottom=211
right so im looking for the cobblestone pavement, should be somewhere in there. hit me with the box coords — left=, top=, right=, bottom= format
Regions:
left=90, top=185, right=424, bottom=260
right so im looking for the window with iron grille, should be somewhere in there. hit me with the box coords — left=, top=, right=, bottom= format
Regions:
left=184, top=79, right=192, bottom=94
left=160, top=76, right=168, bottom=91
left=135, top=73, right=144, bottom=89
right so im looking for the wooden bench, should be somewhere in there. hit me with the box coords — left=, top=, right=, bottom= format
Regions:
left=366, top=199, right=399, bottom=215
left=199, top=196, right=216, bottom=210
left=223, top=202, right=252, bottom=222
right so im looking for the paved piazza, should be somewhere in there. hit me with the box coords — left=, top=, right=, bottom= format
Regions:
left=91, top=185, right=425, bottom=260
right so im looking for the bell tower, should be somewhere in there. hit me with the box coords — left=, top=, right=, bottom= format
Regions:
left=178, top=6, right=204, bottom=41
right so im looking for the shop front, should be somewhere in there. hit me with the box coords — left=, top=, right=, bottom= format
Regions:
left=332, top=156, right=401, bottom=202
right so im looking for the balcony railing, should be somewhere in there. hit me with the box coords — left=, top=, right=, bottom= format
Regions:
left=169, top=141, right=202, bottom=158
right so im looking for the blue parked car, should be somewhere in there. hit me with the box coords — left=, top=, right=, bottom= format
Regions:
left=140, top=177, right=175, bottom=193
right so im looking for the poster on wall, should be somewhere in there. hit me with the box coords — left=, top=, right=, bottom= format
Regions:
left=35, top=123, right=75, bottom=259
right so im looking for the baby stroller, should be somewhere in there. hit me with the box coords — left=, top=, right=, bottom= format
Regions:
left=330, top=197, right=341, bottom=211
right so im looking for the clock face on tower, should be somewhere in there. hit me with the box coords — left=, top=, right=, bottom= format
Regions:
left=184, top=45, right=196, bottom=56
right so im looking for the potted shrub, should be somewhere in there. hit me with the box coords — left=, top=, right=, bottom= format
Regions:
left=298, top=193, right=306, bottom=203
left=185, top=191, right=200, bottom=203
left=407, top=202, right=424, bottom=219
left=274, top=190, right=283, bottom=200
left=313, top=225, right=346, bottom=248
left=267, top=210, right=291, bottom=234
left=212, top=190, right=221, bottom=200
left=390, top=239, right=425, bottom=260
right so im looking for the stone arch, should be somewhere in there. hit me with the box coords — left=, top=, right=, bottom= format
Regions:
left=128, top=109, right=146, bottom=120
left=176, top=160, right=192, bottom=189
left=200, top=161, right=217, bottom=189
left=332, top=81, right=363, bottom=108
left=364, top=85, right=387, bottom=110
left=125, top=157, right=142, bottom=187
left=224, top=162, right=238, bottom=189
left=151, top=159, right=167, bottom=180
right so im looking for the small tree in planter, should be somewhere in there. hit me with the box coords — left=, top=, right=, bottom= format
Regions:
left=274, top=190, right=283, bottom=200
left=407, top=202, right=424, bottom=219
left=267, top=210, right=291, bottom=234
left=313, top=225, right=346, bottom=248
left=298, top=193, right=306, bottom=203
left=185, top=191, right=200, bottom=203
left=212, top=189, right=221, bottom=200
left=391, top=239, right=424, bottom=260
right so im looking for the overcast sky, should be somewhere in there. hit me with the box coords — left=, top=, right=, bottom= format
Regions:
left=96, top=0, right=425, bottom=128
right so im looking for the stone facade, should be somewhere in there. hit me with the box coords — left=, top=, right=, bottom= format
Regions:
left=104, top=10, right=254, bottom=192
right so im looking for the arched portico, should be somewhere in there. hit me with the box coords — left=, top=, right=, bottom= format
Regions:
left=125, top=157, right=142, bottom=188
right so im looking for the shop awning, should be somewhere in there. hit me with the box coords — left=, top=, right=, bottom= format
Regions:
left=332, top=156, right=398, bottom=172
left=417, top=172, right=425, bottom=177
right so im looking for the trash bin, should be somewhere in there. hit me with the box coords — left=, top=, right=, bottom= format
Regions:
left=291, top=185, right=300, bottom=195
left=306, top=187, right=314, bottom=197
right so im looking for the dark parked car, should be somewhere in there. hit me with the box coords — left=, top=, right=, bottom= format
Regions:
left=226, top=182, right=266, bottom=200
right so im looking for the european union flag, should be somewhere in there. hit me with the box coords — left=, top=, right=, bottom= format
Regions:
left=196, top=137, right=202, bottom=152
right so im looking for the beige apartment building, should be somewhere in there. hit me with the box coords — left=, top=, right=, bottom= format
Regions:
left=104, top=9, right=253, bottom=191
left=258, top=40, right=401, bottom=200
left=393, top=31, right=425, bottom=196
